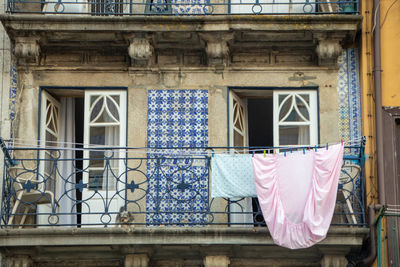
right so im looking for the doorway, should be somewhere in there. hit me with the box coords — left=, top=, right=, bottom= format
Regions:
left=39, top=88, right=127, bottom=227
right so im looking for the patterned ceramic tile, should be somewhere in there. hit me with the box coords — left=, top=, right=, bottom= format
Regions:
left=9, top=54, right=17, bottom=122
left=146, top=89, right=209, bottom=225
left=148, top=0, right=210, bottom=14
left=337, top=48, right=362, bottom=143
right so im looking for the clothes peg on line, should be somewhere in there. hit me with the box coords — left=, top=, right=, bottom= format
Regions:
left=341, top=139, right=343, bottom=145
left=290, top=147, right=293, bottom=153
left=264, top=150, right=266, bottom=158
left=326, top=143, right=329, bottom=150
left=252, top=151, right=255, bottom=157
left=303, top=147, right=305, bottom=154
left=284, top=149, right=286, bottom=157
left=314, top=145, right=317, bottom=152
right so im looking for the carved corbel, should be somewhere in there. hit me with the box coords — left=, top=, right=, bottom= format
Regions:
left=315, top=39, right=343, bottom=67
left=199, top=32, right=234, bottom=68
left=126, top=34, right=154, bottom=67
left=14, top=36, right=40, bottom=61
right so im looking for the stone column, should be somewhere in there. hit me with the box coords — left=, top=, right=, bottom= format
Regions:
left=321, top=254, right=347, bottom=267
left=125, top=254, right=149, bottom=267
left=203, top=255, right=230, bottom=267
left=4, top=255, right=33, bottom=267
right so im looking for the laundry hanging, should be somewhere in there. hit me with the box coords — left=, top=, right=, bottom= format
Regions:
left=252, top=144, right=344, bottom=249
left=211, top=154, right=257, bottom=198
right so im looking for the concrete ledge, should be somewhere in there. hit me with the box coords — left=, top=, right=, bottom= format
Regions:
left=1, top=14, right=361, bottom=33
left=0, top=226, right=368, bottom=247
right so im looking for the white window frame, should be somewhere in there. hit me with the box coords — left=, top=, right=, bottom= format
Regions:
left=273, top=90, right=318, bottom=147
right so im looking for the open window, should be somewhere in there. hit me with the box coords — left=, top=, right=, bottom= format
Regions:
left=228, top=88, right=318, bottom=225
left=39, top=89, right=127, bottom=227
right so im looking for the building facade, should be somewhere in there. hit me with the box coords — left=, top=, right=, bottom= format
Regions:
left=360, top=0, right=400, bottom=266
left=0, top=1, right=370, bottom=266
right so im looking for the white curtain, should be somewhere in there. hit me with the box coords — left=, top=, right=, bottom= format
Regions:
left=58, top=97, right=77, bottom=226
left=103, top=126, right=119, bottom=190
left=298, top=125, right=310, bottom=145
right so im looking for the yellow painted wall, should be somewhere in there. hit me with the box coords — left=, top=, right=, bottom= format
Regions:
left=360, top=0, right=379, bottom=209
left=380, top=0, right=400, bottom=107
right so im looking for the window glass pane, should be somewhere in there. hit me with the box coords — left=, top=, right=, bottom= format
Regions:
left=279, top=95, right=292, bottom=121
left=45, top=131, right=57, bottom=147
left=106, top=97, right=120, bottom=121
left=279, top=125, right=310, bottom=146
left=282, top=109, right=306, bottom=122
left=111, top=95, right=120, bottom=105
left=295, top=95, right=309, bottom=120
left=90, top=97, right=104, bottom=122
left=90, top=127, right=105, bottom=145
left=89, top=126, right=120, bottom=168
left=279, top=94, right=289, bottom=105
left=88, top=169, right=117, bottom=191
left=298, top=94, right=309, bottom=105
left=234, top=130, right=244, bottom=147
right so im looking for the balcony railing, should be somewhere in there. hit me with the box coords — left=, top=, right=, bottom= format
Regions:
left=7, top=0, right=359, bottom=15
left=1, top=141, right=365, bottom=228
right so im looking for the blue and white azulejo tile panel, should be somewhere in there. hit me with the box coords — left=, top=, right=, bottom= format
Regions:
left=337, top=48, right=363, bottom=220
left=337, top=48, right=362, bottom=143
left=146, top=89, right=209, bottom=225
left=148, top=0, right=210, bottom=14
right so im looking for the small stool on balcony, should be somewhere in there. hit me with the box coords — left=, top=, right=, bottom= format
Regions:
left=7, top=167, right=58, bottom=228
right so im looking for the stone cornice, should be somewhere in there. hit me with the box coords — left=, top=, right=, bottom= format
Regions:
left=1, top=14, right=361, bottom=34
left=0, top=226, right=368, bottom=247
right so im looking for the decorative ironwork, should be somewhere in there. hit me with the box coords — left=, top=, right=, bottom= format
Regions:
left=1, top=142, right=365, bottom=228
left=6, top=0, right=358, bottom=15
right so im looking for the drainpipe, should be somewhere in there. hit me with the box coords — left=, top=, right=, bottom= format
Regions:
left=356, top=0, right=385, bottom=266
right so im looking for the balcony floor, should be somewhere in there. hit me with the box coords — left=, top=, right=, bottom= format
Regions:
left=0, top=226, right=368, bottom=266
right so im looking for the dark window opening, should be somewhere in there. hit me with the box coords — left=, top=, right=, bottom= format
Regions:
left=247, top=98, right=273, bottom=227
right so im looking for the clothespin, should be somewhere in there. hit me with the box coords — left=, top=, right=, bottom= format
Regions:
left=252, top=151, right=255, bottom=157
left=308, top=146, right=311, bottom=151
left=264, top=150, right=266, bottom=158
left=314, top=145, right=317, bottom=152
left=290, top=147, right=293, bottom=153
left=284, top=149, right=286, bottom=157
left=341, top=139, right=343, bottom=146
left=326, top=143, right=329, bottom=150
left=302, top=147, right=305, bottom=154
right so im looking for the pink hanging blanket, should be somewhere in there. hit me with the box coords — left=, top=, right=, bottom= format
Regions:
left=252, top=144, right=344, bottom=249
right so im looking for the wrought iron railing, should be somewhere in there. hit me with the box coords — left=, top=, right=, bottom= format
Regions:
left=6, top=0, right=359, bottom=15
left=1, top=142, right=365, bottom=228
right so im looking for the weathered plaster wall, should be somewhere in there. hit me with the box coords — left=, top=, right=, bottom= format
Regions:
left=13, top=67, right=339, bottom=224
left=27, top=67, right=339, bottom=144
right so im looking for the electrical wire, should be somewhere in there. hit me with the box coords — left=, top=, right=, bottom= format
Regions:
left=381, top=0, right=399, bottom=28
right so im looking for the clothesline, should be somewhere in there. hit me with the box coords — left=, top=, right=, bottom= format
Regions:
left=1, top=138, right=365, bottom=155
